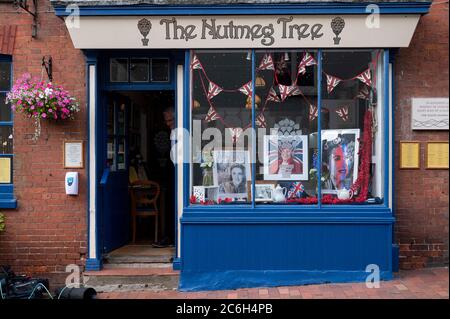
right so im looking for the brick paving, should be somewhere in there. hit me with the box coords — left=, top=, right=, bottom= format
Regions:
left=97, top=267, right=448, bottom=299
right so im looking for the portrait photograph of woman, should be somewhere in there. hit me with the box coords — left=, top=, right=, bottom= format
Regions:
left=213, top=150, right=251, bottom=201
left=321, top=129, right=360, bottom=194
left=263, top=135, right=309, bottom=181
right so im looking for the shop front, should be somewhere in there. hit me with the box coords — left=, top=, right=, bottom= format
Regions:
left=52, top=0, right=432, bottom=291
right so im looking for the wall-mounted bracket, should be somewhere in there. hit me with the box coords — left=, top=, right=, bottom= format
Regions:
left=13, top=0, right=38, bottom=38
left=42, top=56, right=52, bottom=82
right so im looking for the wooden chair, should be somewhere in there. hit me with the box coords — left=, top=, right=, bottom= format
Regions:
left=129, top=180, right=160, bottom=243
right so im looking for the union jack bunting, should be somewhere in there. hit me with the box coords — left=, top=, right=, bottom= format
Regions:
left=309, top=104, right=318, bottom=122
left=191, top=54, right=203, bottom=70
left=258, top=54, right=275, bottom=71
left=207, top=81, right=223, bottom=100
left=278, top=84, right=298, bottom=102
left=205, top=107, right=220, bottom=122
left=326, top=74, right=342, bottom=94
left=256, top=113, right=267, bottom=128
left=356, top=86, right=371, bottom=100
left=336, top=105, right=350, bottom=122
left=238, top=81, right=253, bottom=96
left=228, top=127, right=243, bottom=144
left=289, top=85, right=303, bottom=96
left=355, top=69, right=372, bottom=87
left=297, top=52, right=317, bottom=76
left=287, top=182, right=305, bottom=199
left=267, top=87, right=281, bottom=103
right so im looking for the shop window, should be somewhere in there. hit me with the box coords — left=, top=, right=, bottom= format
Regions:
left=0, top=54, right=15, bottom=208
left=189, top=50, right=385, bottom=207
left=130, top=58, right=149, bottom=82
left=110, top=58, right=129, bottom=82
left=190, top=51, right=253, bottom=204
left=320, top=50, right=384, bottom=204
left=151, top=58, right=170, bottom=82
left=110, top=58, right=170, bottom=83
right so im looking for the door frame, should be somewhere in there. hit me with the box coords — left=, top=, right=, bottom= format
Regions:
left=85, top=49, right=184, bottom=270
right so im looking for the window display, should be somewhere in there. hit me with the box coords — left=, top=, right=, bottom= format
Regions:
left=189, top=49, right=384, bottom=206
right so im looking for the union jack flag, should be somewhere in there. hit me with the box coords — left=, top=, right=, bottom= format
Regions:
left=207, top=81, right=223, bottom=100
left=289, top=85, right=302, bottom=96
left=256, top=113, right=266, bottom=128
left=267, top=87, right=281, bottom=103
left=228, top=127, right=243, bottom=145
left=297, top=52, right=317, bottom=76
left=309, top=104, right=318, bottom=121
left=287, top=182, right=305, bottom=199
left=238, top=81, right=253, bottom=96
left=326, top=74, right=342, bottom=94
left=278, top=85, right=299, bottom=102
left=205, top=107, right=220, bottom=122
left=336, top=105, right=349, bottom=121
left=191, top=55, right=203, bottom=70
left=356, top=86, right=371, bottom=100
left=258, top=54, right=275, bottom=71
left=356, top=69, right=372, bottom=87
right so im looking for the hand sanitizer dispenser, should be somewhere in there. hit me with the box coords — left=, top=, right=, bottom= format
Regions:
left=65, top=172, right=79, bottom=195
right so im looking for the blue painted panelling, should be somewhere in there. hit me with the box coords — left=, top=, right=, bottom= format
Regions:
left=180, top=222, right=392, bottom=290
left=180, top=270, right=392, bottom=291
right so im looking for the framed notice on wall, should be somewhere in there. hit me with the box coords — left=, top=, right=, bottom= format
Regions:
left=64, top=141, right=84, bottom=168
left=411, top=98, right=449, bottom=130
left=426, top=142, right=449, bottom=169
left=0, top=157, right=11, bottom=183
left=399, top=141, right=420, bottom=169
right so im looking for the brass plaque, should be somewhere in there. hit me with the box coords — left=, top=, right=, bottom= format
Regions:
left=400, top=141, right=420, bottom=169
left=426, top=142, right=449, bottom=169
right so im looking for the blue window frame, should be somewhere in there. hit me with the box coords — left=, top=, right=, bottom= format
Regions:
left=185, top=48, right=390, bottom=212
left=0, top=54, right=16, bottom=209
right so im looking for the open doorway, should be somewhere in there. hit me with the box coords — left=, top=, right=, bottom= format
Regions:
left=101, top=90, right=176, bottom=259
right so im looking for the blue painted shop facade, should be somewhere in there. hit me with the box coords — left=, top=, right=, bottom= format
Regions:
left=53, top=1, right=431, bottom=291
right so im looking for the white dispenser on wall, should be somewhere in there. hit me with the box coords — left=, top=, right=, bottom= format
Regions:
left=65, top=172, right=79, bottom=195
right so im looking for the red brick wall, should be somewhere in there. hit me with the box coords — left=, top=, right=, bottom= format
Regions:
left=0, top=0, right=87, bottom=284
left=394, top=0, right=449, bottom=269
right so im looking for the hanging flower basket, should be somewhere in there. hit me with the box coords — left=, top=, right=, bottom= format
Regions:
left=5, top=73, right=80, bottom=140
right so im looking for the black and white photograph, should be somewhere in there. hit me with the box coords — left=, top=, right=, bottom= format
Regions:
left=213, top=150, right=251, bottom=200
left=247, top=181, right=276, bottom=202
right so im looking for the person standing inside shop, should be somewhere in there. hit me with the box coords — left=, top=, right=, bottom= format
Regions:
left=152, top=106, right=175, bottom=247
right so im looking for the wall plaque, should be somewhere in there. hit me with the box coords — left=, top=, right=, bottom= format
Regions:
left=399, top=141, right=420, bottom=169
left=0, top=157, right=11, bottom=183
left=412, top=98, right=449, bottom=130
left=64, top=141, right=84, bottom=169
left=426, top=142, right=449, bottom=169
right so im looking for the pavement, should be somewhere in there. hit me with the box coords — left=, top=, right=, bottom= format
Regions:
left=97, top=267, right=449, bottom=299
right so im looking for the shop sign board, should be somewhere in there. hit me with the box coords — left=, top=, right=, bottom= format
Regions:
left=66, top=15, right=421, bottom=49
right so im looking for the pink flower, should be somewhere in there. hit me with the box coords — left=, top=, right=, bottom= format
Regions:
left=41, top=113, right=47, bottom=118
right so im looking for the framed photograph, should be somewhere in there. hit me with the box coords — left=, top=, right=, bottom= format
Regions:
left=192, top=186, right=219, bottom=202
left=213, top=149, right=251, bottom=201
left=321, top=129, right=360, bottom=194
left=64, top=140, right=84, bottom=169
left=426, top=141, right=448, bottom=169
left=263, top=135, right=309, bottom=181
left=247, top=181, right=276, bottom=202
left=399, top=141, right=420, bottom=169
